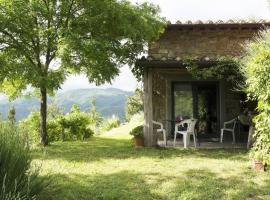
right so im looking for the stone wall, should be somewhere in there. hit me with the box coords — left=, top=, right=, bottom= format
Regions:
left=149, top=29, right=258, bottom=59
left=152, top=71, right=166, bottom=122
left=224, top=82, right=242, bottom=120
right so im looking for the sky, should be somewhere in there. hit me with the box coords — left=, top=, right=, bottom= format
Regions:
left=61, top=0, right=270, bottom=92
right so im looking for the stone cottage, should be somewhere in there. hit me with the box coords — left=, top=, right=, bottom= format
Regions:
left=138, top=20, right=270, bottom=147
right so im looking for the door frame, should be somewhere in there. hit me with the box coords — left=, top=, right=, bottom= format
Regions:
left=171, top=81, right=220, bottom=135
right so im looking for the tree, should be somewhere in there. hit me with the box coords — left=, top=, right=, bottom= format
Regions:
left=241, top=29, right=270, bottom=165
left=47, top=101, right=64, bottom=120
left=8, top=106, right=16, bottom=125
left=125, top=88, right=143, bottom=121
left=0, top=0, right=165, bottom=145
left=89, top=97, right=103, bottom=127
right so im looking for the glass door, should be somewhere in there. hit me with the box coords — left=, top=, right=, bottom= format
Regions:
left=195, top=85, right=218, bottom=138
left=173, top=84, right=194, bottom=122
left=172, top=82, right=219, bottom=139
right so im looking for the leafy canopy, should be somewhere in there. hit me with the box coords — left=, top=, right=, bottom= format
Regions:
left=0, top=0, right=165, bottom=95
left=241, top=29, right=270, bottom=165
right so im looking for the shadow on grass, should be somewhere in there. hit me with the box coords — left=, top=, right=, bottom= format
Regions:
left=173, top=168, right=270, bottom=200
left=40, top=171, right=163, bottom=200
left=39, top=169, right=270, bottom=200
left=32, top=136, right=249, bottom=163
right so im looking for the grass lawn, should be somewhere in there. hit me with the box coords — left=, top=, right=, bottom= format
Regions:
left=34, top=122, right=270, bottom=200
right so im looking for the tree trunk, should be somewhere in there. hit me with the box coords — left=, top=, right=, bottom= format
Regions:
left=40, top=87, right=48, bottom=146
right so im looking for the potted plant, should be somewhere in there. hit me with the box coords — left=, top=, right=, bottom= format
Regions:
left=250, top=150, right=265, bottom=172
left=130, top=125, right=144, bottom=147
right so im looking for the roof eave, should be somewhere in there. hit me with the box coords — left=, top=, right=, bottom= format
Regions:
left=136, top=60, right=220, bottom=68
left=166, top=23, right=270, bottom=30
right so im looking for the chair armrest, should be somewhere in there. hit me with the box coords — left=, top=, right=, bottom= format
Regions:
left=175, top=121, right=186, bottom=131
left=223, top=118, right=236, bottom=128
left=152, top=120, right=163, bottom=129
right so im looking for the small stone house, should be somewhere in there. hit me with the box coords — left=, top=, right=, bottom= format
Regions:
left=138, top=20, right=270, bottom=147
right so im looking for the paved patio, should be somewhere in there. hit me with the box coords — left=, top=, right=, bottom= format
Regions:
left=158, top=139, right=246, bottom=149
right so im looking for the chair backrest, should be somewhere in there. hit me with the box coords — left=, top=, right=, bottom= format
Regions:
left=186, top=119, right=197, bottom=133
left=232, top=118, right=237, bottom=130
left=224, top=118, right=237, bottom=130
left=176, top=119, right=197, bottom=133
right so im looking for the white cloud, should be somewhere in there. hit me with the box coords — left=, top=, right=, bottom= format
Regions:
left=61, top=65, right=139, bottom=91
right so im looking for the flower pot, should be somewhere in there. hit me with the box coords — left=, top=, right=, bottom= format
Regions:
left=252, top=160, right=265, bottom=172
left=134, top=137, right=144, bottom=147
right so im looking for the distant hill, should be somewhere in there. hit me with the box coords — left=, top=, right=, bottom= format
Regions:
left=0, top=88, right=133, bottom=121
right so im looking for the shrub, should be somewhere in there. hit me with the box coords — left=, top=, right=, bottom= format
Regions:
left=242, top=29, right=270, bottom=165
left=19, top=111, right=40, bottom=145
left=62, top=105, right=94, bottom=140
left=101, top=116, right=121, bottom=132
left=0, top=122, right=45, bottom=200
left=47, top=119, right=63, bottom=142
left=129, top=125, right=144, bottom=138
left=19, top=105, right=95, bottom=143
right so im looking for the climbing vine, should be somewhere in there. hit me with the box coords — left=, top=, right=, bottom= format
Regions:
left=184, top=57, right=242, bottom=83
left=134, top=56, right=242, bottom=83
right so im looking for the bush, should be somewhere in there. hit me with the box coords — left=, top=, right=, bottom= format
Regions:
left=242, top=29, right=270, bottom=165
left=47, top=119, right=63, bottom=142
left=19, top=105, right=95, bottom=143
left=61, top=105, right=94, bottom=140
left=129, top=125, right=144, bottom=138
left=101, top=116, right=121, bottom=132
left=19, top=111, right=40, bottom=145
left=0, top=122, right=45, bottom=200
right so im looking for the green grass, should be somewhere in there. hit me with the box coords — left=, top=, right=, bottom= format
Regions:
left=34, top=122, right=270, bottom=200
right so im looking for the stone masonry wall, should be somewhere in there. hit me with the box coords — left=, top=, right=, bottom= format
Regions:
left=149, top=29, right=259, bottom=59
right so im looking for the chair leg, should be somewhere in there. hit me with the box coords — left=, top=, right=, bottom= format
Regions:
left=232, top=131, right=236, bottom=144
left=183, top=134, right=187, bottom=148
left=163, top=130, right=166, bottom=147
left=174, top=132, right=177, bottom=147
left=193, top=133, right=197, bottom=148
left=220, top=129, right=224, bottom=143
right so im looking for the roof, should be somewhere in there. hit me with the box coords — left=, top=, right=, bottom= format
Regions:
left=137, top=19, right=270, bottom=67
left=166, top=19, right=270, bottom=30
left=137, top=57, right=222, bottom=68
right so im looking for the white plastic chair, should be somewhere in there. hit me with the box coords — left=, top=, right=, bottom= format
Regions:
left=174, top=119, right=197, bottom=148
left=152, top=120, right=167, bottom=147
left=220, top=118, right=237, bottom=143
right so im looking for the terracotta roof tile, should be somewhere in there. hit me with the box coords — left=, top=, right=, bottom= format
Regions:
left=166, top=19, right=270, bottom=25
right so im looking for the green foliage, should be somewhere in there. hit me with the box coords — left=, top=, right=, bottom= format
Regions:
left=0, top=122, right=45, bottom=200
left=185, top=57, right=242, bottom=83
left=7, top=106, right=16, bottom=125
left=20, top=104, right=96, bottom=143
left=0, top=0, right=165, bottom=145
left=101, top=116, right=121, bottom=132
left=125, top=88, right=144, bottom=121
left=241, top=29, right=270, bottom=165
left=129, top=125, right=144, bottom=138
left=47, top=102, right=64, bottom=120
left=19, top=111, right=40, bottom=145
left=0, top=0, right=164, bottom=91
left=88, top=98, right=103, bottom=128
left=62, top=105, right=94, bottom=140
left=47, top=119, right=63, bottom=142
